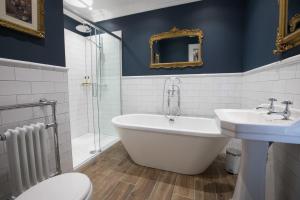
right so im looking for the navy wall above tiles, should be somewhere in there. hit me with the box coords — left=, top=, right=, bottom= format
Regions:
left=243, top=0, right=300, bottom=71
left=0, top=0, right=65, bottom=67
left=97, top=0, right=246, bottom=76
left=1, top=0, right=299, bottom=72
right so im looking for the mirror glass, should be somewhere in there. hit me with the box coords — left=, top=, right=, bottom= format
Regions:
left=152, top=36, right=200, bottom=64
left=288, top=0, right=300, bottom=34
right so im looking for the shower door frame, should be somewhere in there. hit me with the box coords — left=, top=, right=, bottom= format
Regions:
left=86, top=29, right=103, bottom=155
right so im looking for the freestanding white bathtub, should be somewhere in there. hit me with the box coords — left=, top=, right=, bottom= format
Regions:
left=112, top=114, right=229, bottom=175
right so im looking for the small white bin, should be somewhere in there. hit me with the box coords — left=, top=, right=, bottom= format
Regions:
left=225, top=148, right=241, bottom=175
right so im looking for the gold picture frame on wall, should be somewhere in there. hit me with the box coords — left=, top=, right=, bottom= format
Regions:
left=149, top=27, right=204, bottom=68
left=0, top=0, right=45, bottom=38
left=274, top=0, right=300, bottom=54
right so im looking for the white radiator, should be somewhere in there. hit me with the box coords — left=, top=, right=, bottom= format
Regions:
left=4, top=123, right=50, bottom=197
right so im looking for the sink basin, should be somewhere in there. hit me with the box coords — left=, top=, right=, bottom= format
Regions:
left=215, top=107, right=300, bottom=200
left=215, top=108, right=300, bottom=144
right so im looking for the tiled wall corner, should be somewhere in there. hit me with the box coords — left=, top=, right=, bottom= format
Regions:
left=0, top=59, right=72, bottom=200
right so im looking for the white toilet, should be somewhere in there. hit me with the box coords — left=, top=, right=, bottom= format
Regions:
left=16, top=173, right=93, bottom=200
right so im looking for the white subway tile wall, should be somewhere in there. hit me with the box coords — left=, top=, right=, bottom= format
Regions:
left=65, top=29, right=90, bottom=139
left=0, top=59, right=72, bottom=200
left=122, top=74, right=242, bottom=117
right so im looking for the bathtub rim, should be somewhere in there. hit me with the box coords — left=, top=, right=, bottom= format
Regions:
left=112, top=114, right=227, bottom=138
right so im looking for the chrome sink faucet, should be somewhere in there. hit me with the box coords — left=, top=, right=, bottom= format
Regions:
left=268, top=101, right=293, bottom=120
left=256, top=98, right=277, bottom=113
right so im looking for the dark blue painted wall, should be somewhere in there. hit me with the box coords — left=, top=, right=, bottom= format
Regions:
left=1, top=0, right=299, bottom=71
left=97, top=0, right=246, bottom=76
left=0, top=0, right=65, bottom=66
left=243, top=0, right=300, bottom=71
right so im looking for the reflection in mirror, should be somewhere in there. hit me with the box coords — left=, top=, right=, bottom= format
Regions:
left=150, top=27, right=204, bottom=68
left=288, top=0, right=300, bottom=33
left=152, top=36, right=199, bottom=63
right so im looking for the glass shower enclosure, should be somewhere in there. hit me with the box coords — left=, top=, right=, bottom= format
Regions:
left=87, top=28, right=122, bottom=154
left=66, top=19, right=122, bottom=169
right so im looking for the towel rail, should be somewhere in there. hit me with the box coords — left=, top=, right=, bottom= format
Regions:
left=0, top=99, right=62, bottom=175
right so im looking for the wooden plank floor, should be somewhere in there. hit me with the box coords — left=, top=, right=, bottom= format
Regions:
left=80, top=142, right=237, bottom=200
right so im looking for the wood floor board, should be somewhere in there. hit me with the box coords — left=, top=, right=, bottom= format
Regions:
left=126, top=168, right=161, bottom=200
left=80, top=142, right=237, bottom=200
left=148, top=171, right=177, bottom=200
left=121, top=162, right=145, bottom=185
left=103, top=181, right=135, bottom=200
left=204, top=165, right=218, bottom=200
left=171, top=194, right=193, bottom=200
left=195, top=177, right=204, bottom=200
left=173, top=174, right=195, bottom=199
left=215, top=163, right=236, bottom=200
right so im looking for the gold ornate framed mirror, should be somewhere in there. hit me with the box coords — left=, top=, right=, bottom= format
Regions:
left=274, top=0, right=300, bottom=54
left=149, top=27, right=204, bottom=68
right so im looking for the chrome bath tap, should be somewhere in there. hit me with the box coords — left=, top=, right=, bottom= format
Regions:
left=162, top=77, right=181, bottom=121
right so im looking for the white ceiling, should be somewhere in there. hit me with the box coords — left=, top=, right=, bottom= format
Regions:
left=63, top=0, right=201, bottom=22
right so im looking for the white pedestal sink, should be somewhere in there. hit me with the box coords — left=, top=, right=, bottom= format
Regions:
left=215, top=108, right=300, bottom=200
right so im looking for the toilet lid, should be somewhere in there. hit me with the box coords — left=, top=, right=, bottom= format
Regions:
left=16, top=173, right=92, bottom=200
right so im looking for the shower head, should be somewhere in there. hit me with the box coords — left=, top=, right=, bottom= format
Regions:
left=76, top=24, right=92, bottom=33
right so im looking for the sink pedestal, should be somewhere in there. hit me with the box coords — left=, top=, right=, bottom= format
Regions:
left=215, top=108, right=300, bottom=199
left=233, top=140, right=269, bottom=200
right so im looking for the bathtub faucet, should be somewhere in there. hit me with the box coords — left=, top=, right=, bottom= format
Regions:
left=162, top=77, right=181, bottom=121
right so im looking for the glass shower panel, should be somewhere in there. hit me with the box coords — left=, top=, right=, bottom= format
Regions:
left=83, top=29, right=121, bottom=154
left=98, top=31, right=122, bottom=146
left=85, top=28, right=102, bottom=154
